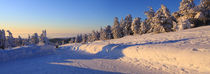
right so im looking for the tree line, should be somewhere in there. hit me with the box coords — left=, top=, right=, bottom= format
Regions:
left=70, top=0, right=210, bottom=44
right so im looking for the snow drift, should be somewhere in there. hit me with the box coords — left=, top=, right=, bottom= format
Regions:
left=64, top=26, right=210, bottom=73
left=0, top=45, right=56, bottom=62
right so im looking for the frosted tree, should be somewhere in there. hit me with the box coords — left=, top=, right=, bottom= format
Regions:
left=40, top=30, right=49, bottom=45
left=25, top=34, right=31, bottom=45
left=105, top=25, right=113, bottom=39
left=100, top=25, right=113, bottom=40
left=145, top=7, right=155, bottom=20
left=99, top=28, right=106, bottom=40
left=112, top=17, right=123, bottom=39
left=0, top=30, right=7, bottom=49
left=81, top=34, right=88, bottom=44
left=179, top=0, right=195, bottom=16
left=131, top=17, right=141, bottom=35
left=177, top=17, right=194, bottom=30
left=123, top=14, right=133, bottom=35
left=139, top=21, right=150, bottom=34
left=7, top=30, right=16, bottom=47
left=194, top=0, right=210, bottom=25
left=75, top=34, right=82, bottom=43
left=69, top=37, right=75, bottom=43
left=16, top=36, right=23, bottom=46
left=93, top=30, right=100, bottom=41
left=148, top=5, right=173, bottom=33
left=31, top=33, right=39, bottom=44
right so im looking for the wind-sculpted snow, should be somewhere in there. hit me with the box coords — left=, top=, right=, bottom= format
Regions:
left=0, top=45, right=56, bottom=62
left=66, top=26, right=210, bottom=74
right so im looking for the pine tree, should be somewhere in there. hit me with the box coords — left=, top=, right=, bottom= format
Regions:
left=145, top=7, right=155, bottom=20
left=179, top=0, right=195, bottom=16
left=40, top=30, right=49, bottom=45
left=16, top=36, right=23, bottom=46
left=81, top=34, right=88, bottom=44
left=105, top=25, right=113, bottom=39
left=7, top=30, right=16, bottom=47
left=0, top=30, right=7, bottom=49
left=75, top=34, right=82, bottom=43
left=123, top=14, right=133, bottom=35
left=194, top=0, right=210, bottom=25
left=139, top=21, right=150, bottom=34
left=148, top=5, right=173, bottom=33
left=99, top=28, right=106, bottom=40
left=131, top=17, right=141, bottom=35
left=31, top=33, right=39, bottom=44
left=112, top=17, right=123, bottom=38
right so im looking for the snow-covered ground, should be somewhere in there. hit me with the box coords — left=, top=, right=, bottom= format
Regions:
left=0, top=26, right=210, bottom=74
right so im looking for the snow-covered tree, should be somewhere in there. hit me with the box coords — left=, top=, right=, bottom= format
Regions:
left=179, top=0, right=195, bottom=16
left=131, top=17, right=141, bottom=35
left=31, top=33, right=39, bottom=44
left=81, top=34, right=88, bottom=43
left=15, top=36, right=23, bottom=46
left=177, top=17, right=193, bottom=30
left=112, top=17, right=123, bottom=39
left=0, top=30, right=7, bottom=49
left=123, top=14, right=133, bottom=35
left=93, top=30, right=100, bottom=41
left=75, top=34, right=82, bottom=43
left=7, top=30, right=16, bottom=47
left=145, top=7, right=155, bottom=20
left=105, top=25, right=113, bottom=39
left=100, top=25, right=113, bottom=40
left=148, top=5, right=173, bottom=33
left=194, top=0, right=210, bottom=25
left=139, top=21, right=150, bottom=34
left=99, top=28, right=106, bottom=40
left=40, top=30, right=49, bottom=45
left=69, top=37, right=75, bottom=43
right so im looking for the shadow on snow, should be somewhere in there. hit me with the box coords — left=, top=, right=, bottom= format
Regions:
left=0, top=38, right=191, bottom=74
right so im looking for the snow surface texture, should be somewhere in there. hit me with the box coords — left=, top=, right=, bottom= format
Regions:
left=0, top=45, right=56, bottom=62
left=0, top=26, right=210, bottom=74
left=69, top=26, right=210, bottom=74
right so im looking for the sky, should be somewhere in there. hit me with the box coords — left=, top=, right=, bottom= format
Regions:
left=0, top=0, right=200, bottom=38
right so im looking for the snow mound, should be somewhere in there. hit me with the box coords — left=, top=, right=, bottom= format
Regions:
left=63, top=26, right=210, bottom=73
left=0, top=45, right=56, bottom=62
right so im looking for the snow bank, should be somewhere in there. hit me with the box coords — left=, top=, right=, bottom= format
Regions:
left=0, top=45, right=56, bottom=62
left=64, top=26, right=210, bottom=73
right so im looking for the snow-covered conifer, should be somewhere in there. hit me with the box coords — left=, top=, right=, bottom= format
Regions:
left=131, top=17, right=141, bottom=35
left=179, top=0, right=195, bottom=15
left=139, top=21, right=150, bottom=34
left=40, top=30, right=49, bottom=45
left=0, top=30, right=7, bottom=49
left=145, top=7, right=155, bottom=20
left=31, top=33, right=39, bottom=44
left=7, top=30, right=16, bottom=47
left=123, top=14, right=133, bottom=35
left=81, top=34, right=88, bottom=44
left=112, top=17, right=123, bottom=38
left=148, top=5, right=173, bottom=33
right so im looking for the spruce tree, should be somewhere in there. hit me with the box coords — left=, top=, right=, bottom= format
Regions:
left=131, top=17, right=141, bottom=35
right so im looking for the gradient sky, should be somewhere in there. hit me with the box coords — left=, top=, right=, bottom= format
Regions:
left=0, top=0, right=200, bottom=38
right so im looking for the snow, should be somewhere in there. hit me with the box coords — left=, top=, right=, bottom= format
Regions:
left=65, top=26, right=210, bottom=73
left=0, top=26, right=210, bottom=74
left=0, top=45, right=56, bottom=62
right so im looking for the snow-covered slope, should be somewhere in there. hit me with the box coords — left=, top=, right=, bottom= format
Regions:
left=0, top=45, right=56, bottom=62
left=0, top=26, right=209, bottom=74
left=64, top=26, right=210, bottom=74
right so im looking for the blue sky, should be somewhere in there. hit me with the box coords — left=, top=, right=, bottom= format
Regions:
left=0, top=0, right=200, bottom=38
